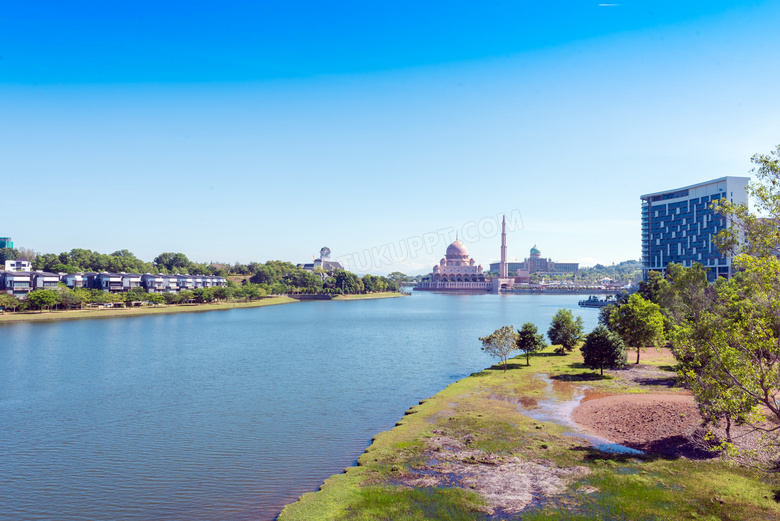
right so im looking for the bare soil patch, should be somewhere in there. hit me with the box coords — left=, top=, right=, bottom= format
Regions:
left=398, top=433, right=589, bottom=516
left=571, top=394, right=713, bottom=458
left=572, top=391, right=777, bottom=463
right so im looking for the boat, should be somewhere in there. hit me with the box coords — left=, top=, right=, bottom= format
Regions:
left=578, top=295, right=618, bottom=308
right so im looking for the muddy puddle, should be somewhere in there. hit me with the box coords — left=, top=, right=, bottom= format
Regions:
left=515, top=374, right=644, bottom=455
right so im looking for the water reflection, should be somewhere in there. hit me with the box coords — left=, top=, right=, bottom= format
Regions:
left=522, top=374, right=644, bottom=456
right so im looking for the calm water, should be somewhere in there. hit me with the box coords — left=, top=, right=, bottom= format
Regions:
left=0, top=292, right=598, bottom=520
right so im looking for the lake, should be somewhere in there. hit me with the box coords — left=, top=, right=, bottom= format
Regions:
left=0, top=292, right=599, bottom=520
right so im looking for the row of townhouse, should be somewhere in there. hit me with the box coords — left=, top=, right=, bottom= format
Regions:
left=0, top=269, right=227, bottom=299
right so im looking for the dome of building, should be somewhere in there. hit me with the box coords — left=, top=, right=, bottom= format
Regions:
left=530, top=245, right=541, bottom=256
left=446, top=240, right=470, bottom=259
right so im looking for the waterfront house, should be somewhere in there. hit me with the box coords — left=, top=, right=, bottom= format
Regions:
left=161, top=274, right=180, bottom=291
left=33, top=271, right=61, bottom=289
left=94, top=273, right=124, bottom=292
left=120, top=273, right=142, bottom=291
left=141, top=273, right=178, bottom=293
left=62, top=272, right=95, bottom=289
left=175, top=274, right=195, bottom=291
left=202, top=275, right=226, bottom=288
left=141, top=273, right=164, bottom=293
left=0, top=271, right=33, bottom=297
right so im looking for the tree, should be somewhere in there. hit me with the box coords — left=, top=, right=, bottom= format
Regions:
left=214, top=286, right=234, bottom=301
left=27, top=289, right=58, bottom=313
left=125, top=288, right=150, bottom=306
left=660, top=262, right=711, bottom=325
left=637, top=270, right=666, bottom=304
left=669, top=256, right=780, bottom=448
left=148, top=293, right=165, bottom=305
left=58, top=286, right=82, bottom=309
left=335, top=271, right=364, bottom=294
left=15, top=247, right=37, bottom=264
left=50, top=263, right=80, bottom=274
left=0, top=293, right=20, bottom=312
left=597, top=304, right=617, bottom=329
left=580, top=325, right=627, bottom=376
left=89, top=289, right=110, bottom=305
left=33, top=253, right=58, bottom=271
left=250, top=265, right=278, bottom=285
left=154, top=252, right=191, bottom=272
left=105, top=291, right=125, bottom=307
left=163, top=292, right=183, bottom=305
left=713, top=144, right=780, bottom=258
left=547, top=308, right=584, bottom=354
left=516, top=322, right=546, bottom=366
left=0, top=247, right=20, bottom=264
left=192, top=287, right=215, bottom=303
left=388, top=272, right=408, bottom=291
left=72, top=287, right=91, bottom=309
left=362, top=274, right=376, bottom=293
left=666, top=145, right=780, bottom=454
left=479, top=325, right=518, bottom=372
left=609, top=293, right=666, bottom=364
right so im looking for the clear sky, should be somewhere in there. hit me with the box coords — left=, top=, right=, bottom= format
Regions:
left=2, top=1, right=779, bottom=274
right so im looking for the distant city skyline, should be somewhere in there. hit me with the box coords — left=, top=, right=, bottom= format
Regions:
left=2, top=1, right=779, bottom=275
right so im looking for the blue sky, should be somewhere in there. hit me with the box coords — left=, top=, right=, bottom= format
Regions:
left=2, top=1, right=779, bottom=274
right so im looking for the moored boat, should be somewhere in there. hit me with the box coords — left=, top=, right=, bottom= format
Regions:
left=578, top=295, right=618, bottom=308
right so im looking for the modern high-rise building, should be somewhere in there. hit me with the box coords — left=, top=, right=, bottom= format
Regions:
left=640, top=176, right=750, bottom=282
left=0, top=237, right=12, bottom=249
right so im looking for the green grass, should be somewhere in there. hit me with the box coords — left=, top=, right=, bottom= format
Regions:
left=525, top=460, right=780, bottom=521
left=0, top=296, right=298, bottom=324
left=341, top=486, right=486, bottom=521
left=279, top=346, right=780, bottom=521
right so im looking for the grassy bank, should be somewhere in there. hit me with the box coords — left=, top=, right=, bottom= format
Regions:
left=332, top=292, right=407, bottom=301
left=0, top=296, right=298, bottom=324
left=279, top=348, right=780, bottom=520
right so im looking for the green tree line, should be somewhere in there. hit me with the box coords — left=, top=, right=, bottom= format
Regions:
left=1, top=248, right=403, bottom=297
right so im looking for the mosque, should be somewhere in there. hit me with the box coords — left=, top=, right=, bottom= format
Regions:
left=415, top=216, right=518, bottom=292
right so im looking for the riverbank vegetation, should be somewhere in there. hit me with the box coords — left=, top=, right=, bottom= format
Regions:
left=279, top=344, right=780, bottom=520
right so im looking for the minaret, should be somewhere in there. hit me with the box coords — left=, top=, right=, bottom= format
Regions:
left=500, top=215, right=508, bottom=278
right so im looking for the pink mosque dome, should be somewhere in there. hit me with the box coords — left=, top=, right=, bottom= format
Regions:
left=446, top=240, right=469, bottom=259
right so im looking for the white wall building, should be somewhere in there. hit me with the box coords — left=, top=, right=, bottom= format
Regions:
left=4, top=258, right=31, bottom=271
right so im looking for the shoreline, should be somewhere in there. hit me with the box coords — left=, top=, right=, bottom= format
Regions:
left=332, top=292, right=407, bottom=301
left=0, top=292, right=406, bottom=325
left=278, top=347, right=780, bottom=520
left=0, top=297, right=299, bottom=324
